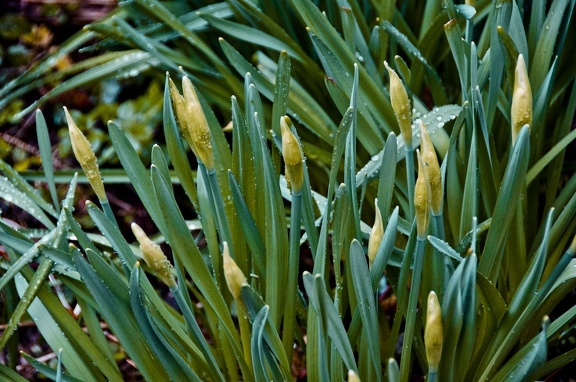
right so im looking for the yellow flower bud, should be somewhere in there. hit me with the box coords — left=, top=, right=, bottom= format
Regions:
left=131, top=222, right=176, bottom=288
left=168, top=77, right=193, bottom=146
left=415, top=150, right=430, bottom=239
left=425, top=291, right=443, bottom=372
left=384, top=61, right=412, bottom=146
left=64, top=107, right=106, bottom=201
left=419, top=120, right=442, bottom=215
left=347, top=370, right=361, bottom=382
left=511, top=54, right=532, bottom=144
left=281, top=116, right=304, bottom=193
left=223, top=242, right=247, bottom=300
left=367, top=202, right=384, bottom=265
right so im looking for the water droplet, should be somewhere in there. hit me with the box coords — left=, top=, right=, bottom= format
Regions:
left=371, top=155, right=379, bottom=161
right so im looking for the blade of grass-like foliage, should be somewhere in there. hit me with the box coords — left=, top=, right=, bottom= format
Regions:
left=381, top=20, right=448, bottom=104
left=73, top=251, right=171, bottom=381
left=107, top=121, right=167, bottom=233
left=377, top=133, right=397, bottom=222
left=492, top=319, right=548, bottom=382
left=228, top=171, right=266, bottom=275
left=427, top=236, right=464, bottom=262
left=149, top=165, right=249, bottom=375
left=0, top=160, right=56, bottom=218
left=20, top=352, right=83, bottom=382
left=85, top=201, right=137, bottom=270
left=0, top=363, right=28, bottom=382
left=0, top=177, right=55, bottom=229
left=16, top=51, right=154, bottom=119
left=479, top=126, right=530, bottom=282
left=251, top=306, right=270, bottom=381
left=459, top=132, right=478, bottom=239
left=219, top=38, right=336, bottom=142
left=151, top=145, right=171, bottom=185
left=35, top=110, right=59, bottom=213
left=201, top=14, right=305, bottom=63
left=302, top=272, right=358, bottom=373
left=350, top=240, right=381, bottom=380
left=129, top=265, right=203, bottom=381
left=529, top=0, right=571, bottom=91
left=240, top=286, right=290, bottom=377
left=345, top=65, right=361, bottom=241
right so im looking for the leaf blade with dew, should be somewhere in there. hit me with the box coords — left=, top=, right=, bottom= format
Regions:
left=35, top=110, right=59, bottom=213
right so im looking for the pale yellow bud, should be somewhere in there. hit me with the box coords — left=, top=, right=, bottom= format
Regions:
left=367, top=202, right=384, bottom=265
left=223, top=242, right=247, bottom=300
left=415, top=150, right=430, bottom=239
left=425, top=291, right=443, bottom=372
left=419, top=120, right=442, bottom=214
left=347, top=369, right=361, bottom=382
left=168, top=77, right=193, bottom=146
left=511, top=54, right=532, bottom=144
left=181, top=76, right=215, bottom=170
left=385, top=61, right=412, bottom=146
left=64, top=107, right=106, bottom=201
left=131, top=223, right=176, bottom=288
left=281, top=116, right=304, bottom=193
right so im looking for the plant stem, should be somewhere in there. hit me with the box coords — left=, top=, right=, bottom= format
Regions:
left=399, top=236, right=426, bottom=382
left=282, top=191, right=302, bottom=361
left=171, top=283, right=225, bottom=382
left=200, top=163, right=232, bottom=249
left=100, top=198, right=119, bottom=228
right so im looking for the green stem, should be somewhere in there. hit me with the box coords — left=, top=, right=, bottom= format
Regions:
left=405, top=144, right=415, bottom=220
left=399, top=237, right=426, bottom=382
left=171, top=284, right=225, bottom=382
left=428, top=371, right=437, bottom=382
left=236, top=301, right=253, bottom=374
left=432, top=213, right=448, bottom=296
left=282, top=191, right=302, bottom=362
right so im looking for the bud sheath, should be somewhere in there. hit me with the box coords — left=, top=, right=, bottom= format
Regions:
left=511, top=54, right=532, bottom=144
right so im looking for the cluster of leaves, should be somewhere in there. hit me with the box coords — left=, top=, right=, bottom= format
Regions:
left=1, top=0, right=576, bottom=381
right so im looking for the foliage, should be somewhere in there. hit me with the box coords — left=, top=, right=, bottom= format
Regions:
left=1, top=0, right=576, bottom=381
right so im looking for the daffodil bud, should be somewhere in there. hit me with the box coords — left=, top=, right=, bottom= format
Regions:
left=281, top=116, right=304, bottom=193
left=223, top=242, right=247, bottom=300
left=368, top=202, right=384, bottom=265
left=168, top=77, right=193, bottom=145
left=64, top=107, right=106, bottom=201
left=511, top=54, right=532, bottom=144
left=131, top=222, right=176, bottom=288
left=415, top=150, right=430, bottom=239
left=347, top=370, right=361, bottom=382
left=385, top=61, right=412, bottom=146
left=419, top=120, right=442, bottom=215
left=425, top=291, right=443, bottom=372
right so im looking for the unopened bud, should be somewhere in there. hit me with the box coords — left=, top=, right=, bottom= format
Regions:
left=425, top=291, right=443, bottom=372
left=131, top=223, right=176, bottom=288
left=281, top=116, right=304, bottom=193
left=368, top=202, right=384, bottom=265
left=511, top=55, right=532, bottom=144
left=385, top=61, right=412, bottom=146
left=347, top=370, right=360, bottom=382
left=415, top=150, right=430, bottom=239
left=64, top=107, right=106, bottom=201
left=223, top=242, right=247, bottom=300
left=419, top=120, right=442, bottom=215
left=168, top=77, right=193, bottom=145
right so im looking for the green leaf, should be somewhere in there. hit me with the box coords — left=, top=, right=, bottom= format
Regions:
left=350, top=240, right=381, bottom=379
left=479, top=126, right=530, bottom=282
left=35, top=110, right=60, bottom=213
left=0, top=175, right=55, bottom=229
left=20, top=352, right=83, bottom=382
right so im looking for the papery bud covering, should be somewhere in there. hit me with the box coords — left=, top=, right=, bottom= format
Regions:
left=131, top=223, right=176, bottom=288
left=347, top=370, right=361, bottom=382
left=64, top=107, right=106, bottom=201
left=223, top=242, right=247, bottom=300
left=425, top=291, right=443, bottom=372
left=385, top=61, right=412, bottom=146
left=511, top=54, right=532, bottom=144
left=281, top=116, right=304, bottom=193
left=180, top=76, right=215, bottom=169
left=368, top=202, right=384, bottom=265
left=419, top=120, right=442, bottom=214
left=415, top=150, right=430, bottom=238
